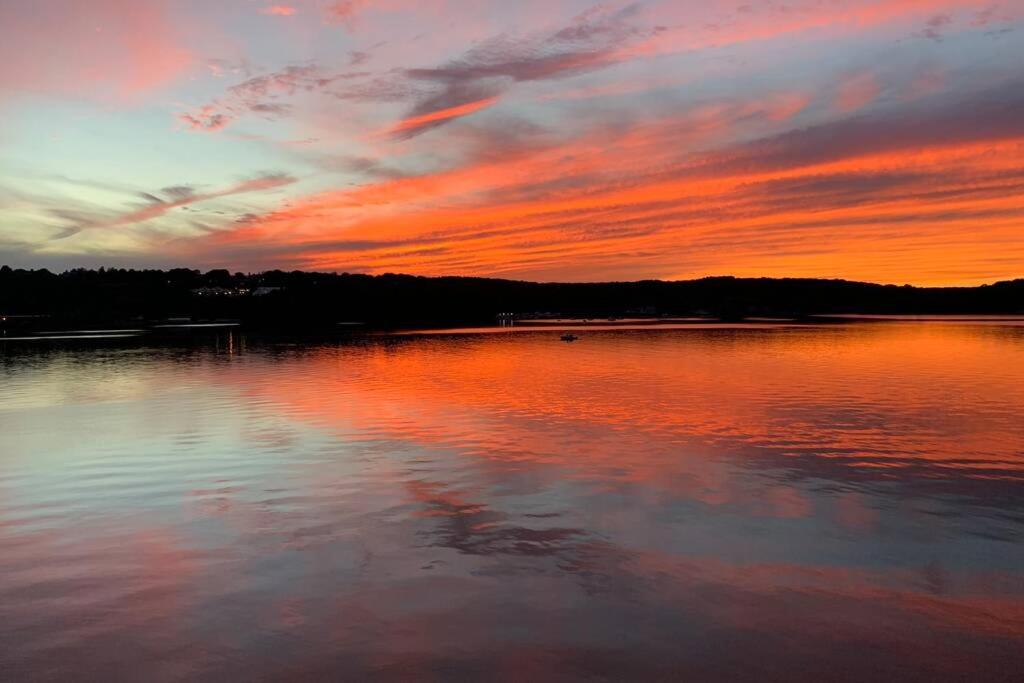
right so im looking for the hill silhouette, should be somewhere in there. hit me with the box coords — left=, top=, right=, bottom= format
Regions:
left=1, top=265, right=1022, bottom=331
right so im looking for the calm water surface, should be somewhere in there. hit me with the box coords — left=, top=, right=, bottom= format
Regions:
left=2, top=323, right=1024, bottom=681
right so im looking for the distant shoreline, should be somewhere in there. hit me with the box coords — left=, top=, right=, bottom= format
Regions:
left=2, top=268, right=1022, bottom=336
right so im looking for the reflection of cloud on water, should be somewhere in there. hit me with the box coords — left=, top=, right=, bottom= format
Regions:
left=3, top=325, right=1024, bottom=679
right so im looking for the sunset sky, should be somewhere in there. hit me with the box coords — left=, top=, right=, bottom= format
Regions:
left=1, top=0, right=1022, bottom=284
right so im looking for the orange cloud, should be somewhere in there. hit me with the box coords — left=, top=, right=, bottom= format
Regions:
left=190, top=81, right=1024, bottom=285
left=381, top=96, right=501, bottom=138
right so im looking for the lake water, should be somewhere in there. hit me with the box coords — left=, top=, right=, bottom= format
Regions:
left=2, top=322, right=1024, bottom=681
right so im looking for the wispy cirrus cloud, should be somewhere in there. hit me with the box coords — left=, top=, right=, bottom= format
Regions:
left=178, top=65, right=366, bottom=132
left=52, top=173, right=297, bottom=239
left=181, top=4, right=661, bottom=138
left=178, top=105, right=233, bottom=132
left=191, top=78, right=1024, bottom=284
left=378, top=3, right=663, bottom=138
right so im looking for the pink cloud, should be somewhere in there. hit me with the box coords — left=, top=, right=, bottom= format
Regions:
left=326, top=0, right=369, bottom=28
left=833, top=72, right=882, bottom=113
left=177, top=64, right=348, bottom=134
left=178, top=105, right=233, bottom=132
left=904, top=67, right=946, bottom=100
left=260, top=5, right=297, bottom=17
left=0, top=0, right=192, bottom=100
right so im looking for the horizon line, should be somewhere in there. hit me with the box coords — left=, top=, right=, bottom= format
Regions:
left=2, top=264, right=1022, bottom=290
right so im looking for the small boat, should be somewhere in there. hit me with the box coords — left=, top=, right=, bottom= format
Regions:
left=560, top=333, right=578, bottom=342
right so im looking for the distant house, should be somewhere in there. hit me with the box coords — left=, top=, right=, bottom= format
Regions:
left=626, top=306, right=658, bottom=316
left=252, top=286, right=282, bottom=297
left=191, top=287, right=247, bottom=297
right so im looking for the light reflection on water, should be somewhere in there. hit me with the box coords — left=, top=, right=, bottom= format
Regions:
left=2, top=323, right=1024, bottom=681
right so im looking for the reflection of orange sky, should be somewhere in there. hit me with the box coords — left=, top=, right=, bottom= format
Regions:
left=230, top=324, right=1024, bottom=462
left=214, top=324, right=1024, bottom=516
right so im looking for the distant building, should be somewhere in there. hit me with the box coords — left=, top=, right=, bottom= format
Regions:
left=252, top=286, right=282, bottom=297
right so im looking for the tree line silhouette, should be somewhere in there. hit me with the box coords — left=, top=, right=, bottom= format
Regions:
left=1, top=265, right=1022, bottom=330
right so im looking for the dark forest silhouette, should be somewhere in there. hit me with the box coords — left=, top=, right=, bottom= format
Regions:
left=1, top=265, right=1022, bottom=331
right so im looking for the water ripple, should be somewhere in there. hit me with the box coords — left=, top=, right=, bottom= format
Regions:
left=2, top=323, right=1023, bottom=680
